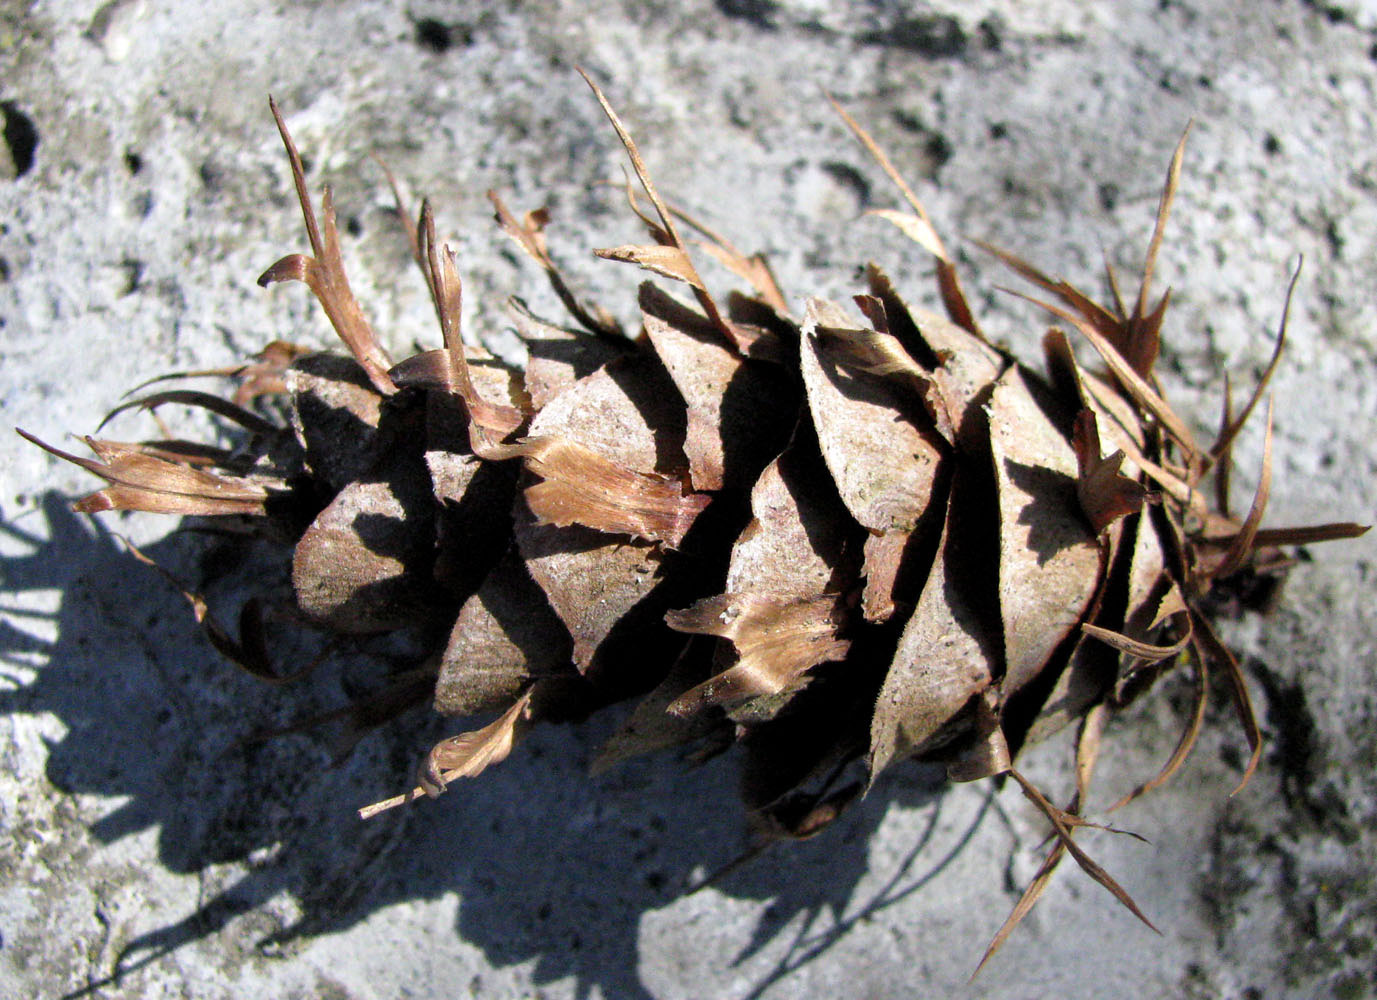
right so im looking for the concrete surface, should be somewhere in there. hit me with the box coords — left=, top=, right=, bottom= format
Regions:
left=2, top=1, right=1375, bottom=997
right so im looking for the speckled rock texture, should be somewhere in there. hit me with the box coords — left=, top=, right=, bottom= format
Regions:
left=2, top=2, right=1375, bottom=997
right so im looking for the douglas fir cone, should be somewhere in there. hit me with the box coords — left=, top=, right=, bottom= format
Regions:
left=23, top=75, right=1369, bottom=964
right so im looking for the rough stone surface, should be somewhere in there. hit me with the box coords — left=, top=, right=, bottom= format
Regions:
left=2, top=2, right=1375, bottom=997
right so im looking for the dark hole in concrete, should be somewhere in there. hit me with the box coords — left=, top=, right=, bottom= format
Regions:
left=199, top=158, right=223, bottom=191
left=1307, top=0, right=1348, bottom=25
left=715, top=0, right=778, bottom=29
left=1325, top=217, right=1343, bottom=258
left=124, top=150, right=143, bottom=175
left=2, top=102, right=39, bottom=177
left=924, top=132, right=952, bottom=172
left=820, top=160, right=871, bottom=207
left=416, top=18, right=451, bottom=52
left=860, top=15, right=967, bottom=58
left=889, top=109, right=919, bottom=134
left=121, top=258, right=144, bottom=296
left=977, top=16, right=1001, bottom=51
left=1098, top=182, right=1120, bottom=212
left=415, top=17, right=471, bottom=53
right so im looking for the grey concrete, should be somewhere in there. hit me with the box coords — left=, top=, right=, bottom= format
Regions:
left=2, top=1, right=1374, bottom=997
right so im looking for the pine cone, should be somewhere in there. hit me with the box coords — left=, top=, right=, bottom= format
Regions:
left=22, top=78, right=1368, bottom=963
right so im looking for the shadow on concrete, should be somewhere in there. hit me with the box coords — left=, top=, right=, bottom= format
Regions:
left=1, top=494, right=987, bottom=1000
